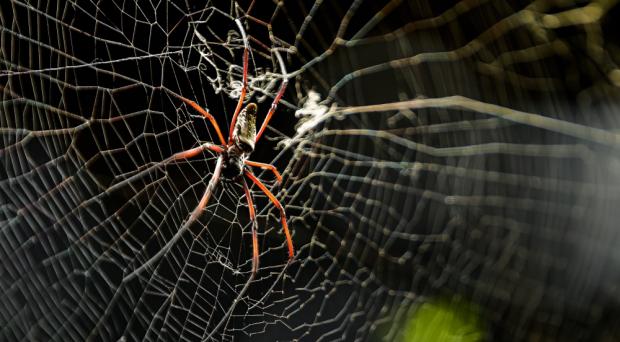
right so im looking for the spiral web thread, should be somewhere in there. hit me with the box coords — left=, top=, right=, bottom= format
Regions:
left=2, top=0, right=620, bottom=341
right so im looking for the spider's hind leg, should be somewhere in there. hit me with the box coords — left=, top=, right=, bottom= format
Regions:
left=245, top=171, right=294, bottom=260
left=242, top=178, right=260, bottom=277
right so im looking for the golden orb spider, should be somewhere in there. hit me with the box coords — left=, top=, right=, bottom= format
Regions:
left=123, top=18, right=293, bottom=311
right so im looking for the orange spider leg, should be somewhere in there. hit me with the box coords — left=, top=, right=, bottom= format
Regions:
left=229, top=18, right=250, bottom=145
left=242, top=178, right=260, bottom=276
left=255, top=49, right=289, bottom=143
left=255, top=78, right=288, bottom=143
left=204, top=175, right=260, bottom=342
left=171, top=142, right=224, bottom=160
left=245, top=171, right=294, bottom=260
left=174, top=96, right=227, bottom=146
left=244, top=160, right=282, bottom=183
left=124, top=156, right=224, bottom=282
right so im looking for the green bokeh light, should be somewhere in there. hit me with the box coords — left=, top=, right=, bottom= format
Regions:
left=402, top=297, right=487, bottom=342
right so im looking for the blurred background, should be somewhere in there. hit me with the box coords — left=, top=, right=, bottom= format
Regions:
left=1, top=0, right=620, bottom=341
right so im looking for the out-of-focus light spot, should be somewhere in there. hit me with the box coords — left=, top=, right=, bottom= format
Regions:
left=609, top=69, right=620, bottom=87
left=402, top=297, right=486, bottom=342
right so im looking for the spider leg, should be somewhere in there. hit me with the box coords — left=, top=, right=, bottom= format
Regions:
left=172, top=142, right=224, bottom=160
left=108, top=142, right=223, bottom=194
left=174, top=95, right=227, bottom=146
left=242, top=178, right=260, bottom=277
left=244, top=170, right=294, bottom=260
left=255, top=49, right=288, bottom=143
left=244, top=160, right=282, bottom=183
left=228, top=18, right=250, bottom=145
left=123, top=156, right=224, bottom=282
left=203, top=178, right=259, bottom=342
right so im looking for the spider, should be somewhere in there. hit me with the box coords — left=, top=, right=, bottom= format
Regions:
left=124, top=19, right=293, bottom=290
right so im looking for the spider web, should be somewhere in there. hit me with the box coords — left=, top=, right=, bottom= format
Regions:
left=2, top=0, right=620, bottom=341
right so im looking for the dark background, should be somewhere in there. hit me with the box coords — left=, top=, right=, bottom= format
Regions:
left=2, top=0, right=620, bottom=341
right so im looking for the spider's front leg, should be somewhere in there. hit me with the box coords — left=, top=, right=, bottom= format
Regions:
left=255, top=49, right=289, bottom=143
left=228, top=18, right=251, bottom=145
